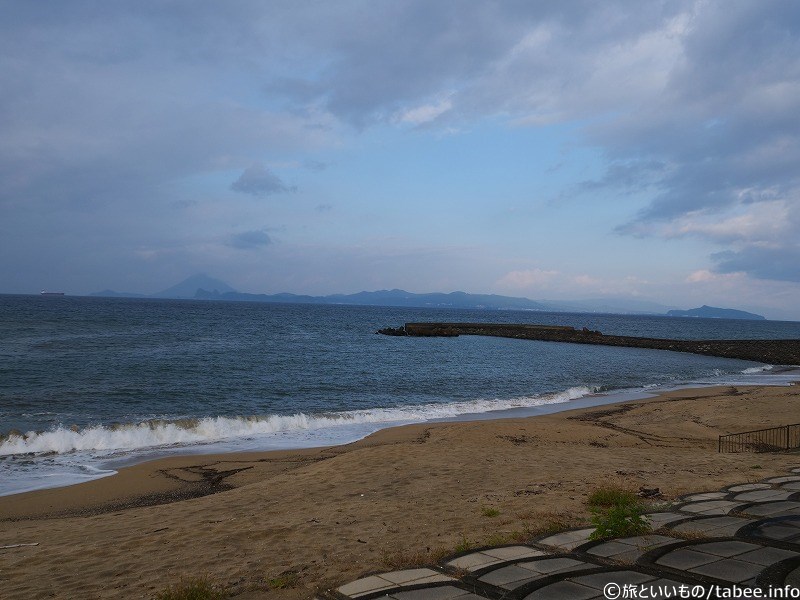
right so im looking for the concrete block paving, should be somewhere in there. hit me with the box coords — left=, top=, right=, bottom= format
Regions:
left=322, top=470, right=800, bottom=599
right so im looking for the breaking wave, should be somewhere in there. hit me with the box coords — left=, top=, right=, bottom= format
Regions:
left=741, top=365, right=773, bottom=374
left=0, top=386, right=597, bottom=456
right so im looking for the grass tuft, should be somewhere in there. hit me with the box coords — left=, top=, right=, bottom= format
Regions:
left=480, top=506, right=500, bottom=518
left=454, top=534, right=474, bottom=554
left=155, top=576, right=228, bottom=600
left=380, top=546, right=452, bottom=570
left=266, top=571, right=299, bottom=590
left=587, top=487, right=639, bottom=508
left=586, top=485, right=651, bottom=541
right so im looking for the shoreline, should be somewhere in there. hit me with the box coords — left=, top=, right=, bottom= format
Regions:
left=0, top=381, right=796, bottom=521
left=4, top=367, right=798, bottom=499
left=1, top=383, right=799, bottom=598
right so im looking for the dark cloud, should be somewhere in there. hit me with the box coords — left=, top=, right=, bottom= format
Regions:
left=226, top=229, right=273, bottom=250
left=230, top=164, right=296, bottom=197
left=713, top=246, right=800, bottom=283
left=2, top=0, right=799, bottom=295
left=577, top=2, right=800, bottom=282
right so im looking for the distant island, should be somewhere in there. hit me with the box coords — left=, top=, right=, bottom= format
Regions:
left=90, top=274, right=767, bottom=320
left=666, top=305, right=765, bottom=321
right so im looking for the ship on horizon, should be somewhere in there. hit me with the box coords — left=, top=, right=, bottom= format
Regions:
left=40, top=291, right=65, bottom=296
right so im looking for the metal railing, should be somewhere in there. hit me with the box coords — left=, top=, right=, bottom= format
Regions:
left=719, top=424, right=800, bottom=453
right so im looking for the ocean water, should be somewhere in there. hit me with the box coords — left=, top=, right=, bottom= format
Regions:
left=1, top=295, right=799, bottom=496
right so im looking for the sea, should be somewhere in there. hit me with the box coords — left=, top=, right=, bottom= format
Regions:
left=2, top=294, right=800, bottom=497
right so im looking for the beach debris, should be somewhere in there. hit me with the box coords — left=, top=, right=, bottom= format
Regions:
left=637, top=486, right=662, bottom=499
left=357, top=539, right=367, bottom=544
left=0, top=543, right=39, bottom=549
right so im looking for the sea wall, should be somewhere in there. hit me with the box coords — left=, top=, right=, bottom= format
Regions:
left=385, top=323, right=800, bottom=365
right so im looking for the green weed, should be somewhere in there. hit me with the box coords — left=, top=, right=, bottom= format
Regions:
left=587, top=488, right=651, bottom=541
left=154, top=576, right=228, bottom=600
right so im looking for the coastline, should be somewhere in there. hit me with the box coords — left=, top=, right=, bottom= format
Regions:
left=1, top=383, right=799, bottom=599
left=4, top=366, right=797, bottom=499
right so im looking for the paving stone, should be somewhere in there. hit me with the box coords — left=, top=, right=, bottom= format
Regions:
left=689, top=558, right=765, bottom=582
left=692, top=540, right=760, bottom=557
left=680, top=500, right=742, bottom=515
left=786, top=566, right=800, bottom=587
left=586, top=541, right=632, bottom=558
left=481, top=546, right=544, bottom=561
left=585, top=535, right=676, bottom=563
left=389, top=586, right=486, bottom=600
left=683, top=492, right=728, bottom=501
left=645, top=578, right=696, bottom=597
left=656, top=549, right=720, bottom=570
left=478, top=565, right=539, bottom=588
left=517, top=557, right=586, bottom=575
left=735, top=546, right=799, bottom=565
left=446, top=552, right=503, bottom=572
left=617, top=535, right=674, bottom=548
left=728, top=483, right=772, bottom=492
left=339, top=575, right=396, bottom=597
left=522, top=580, right=600, bottom=600
left=336, top=470, right=800, bottom=600
left=645, top=512, right=691, bottom=528
left=380, top=570, right=454, bottom=585
left=754, top=524, right=800, bottom=542
left=734, top=489, right=794, bottom=502
left=537, top=528, right=594, bottom=551
left=741, top=501, right=800, bottom=517
left=671, top=516, right=752, bottom=537
left=571, top=570, right=656, bottom=588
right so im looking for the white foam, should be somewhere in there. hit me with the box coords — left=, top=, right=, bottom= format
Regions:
left=0, top=386, right=596, bottom=457
left=742, top=365, right=773, bottom=374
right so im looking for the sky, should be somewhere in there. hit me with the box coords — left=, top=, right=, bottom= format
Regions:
left=1, top=1, right=799, bottom=319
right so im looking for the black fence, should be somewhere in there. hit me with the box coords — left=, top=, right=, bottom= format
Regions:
left=719, top=424, right=800, bottom=453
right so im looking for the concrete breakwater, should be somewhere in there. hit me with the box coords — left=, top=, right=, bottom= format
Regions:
left=377, top=323, right=800, bottom=365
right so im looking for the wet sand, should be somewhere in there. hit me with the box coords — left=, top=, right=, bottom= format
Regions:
left=1, top=384, right=798, bottom=598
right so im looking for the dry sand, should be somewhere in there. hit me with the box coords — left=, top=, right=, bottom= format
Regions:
left=1, top=384, right=798, bottom=599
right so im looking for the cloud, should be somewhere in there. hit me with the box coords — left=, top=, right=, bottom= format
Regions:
left=394, top=97, right=453, bottom=126
left=226, top=229, right=273, bottom=250
left=230, top=164, right=296, bottom=197
left=496, top=268, right=559, bottom=289
left=2, top=0, right=800, bottom=307
left=576, top=3, right=800, bottom=283
left=712, top=246, right=800, bottom=283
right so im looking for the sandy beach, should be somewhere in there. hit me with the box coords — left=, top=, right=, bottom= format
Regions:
left=1, top=384, right=798, bottom=599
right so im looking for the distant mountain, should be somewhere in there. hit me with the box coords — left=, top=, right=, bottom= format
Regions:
left=91, top=274, right=237, bottom=300
left=91, top=276, right=767, bottom=320
left=666, top=305, right=766, bottom=321
left=195, top=288, right=553, bottom=311
left=88, top=289, right=147, bottom=298
left=152, top=274, right=237, bottom=299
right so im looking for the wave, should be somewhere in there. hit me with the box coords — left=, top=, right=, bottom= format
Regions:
left=0, top=386, right=597, bottom=456
left=741, top=365, right=773, bottom=374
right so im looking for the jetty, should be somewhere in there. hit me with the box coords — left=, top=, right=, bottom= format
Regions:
left=377, top=323, right=800, bottom=365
